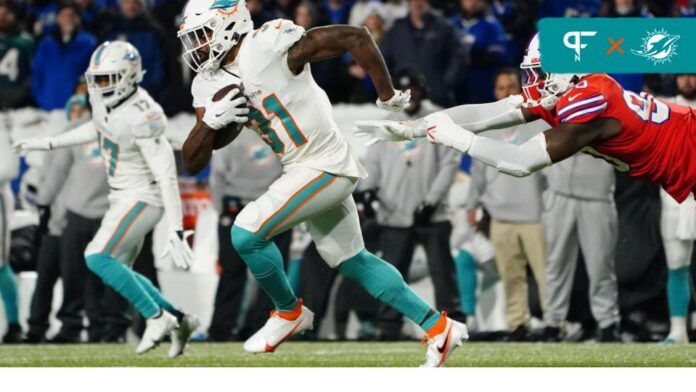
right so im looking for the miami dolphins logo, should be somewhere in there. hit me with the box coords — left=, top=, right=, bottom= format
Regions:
left=210, top=0, right=240, bottom=15
left=210, top=0, right=239, bottom=9
left=631, top=29, right=680, bottom=65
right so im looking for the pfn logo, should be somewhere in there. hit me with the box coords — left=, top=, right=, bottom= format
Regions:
left=563, top=31, right=597, bottom=62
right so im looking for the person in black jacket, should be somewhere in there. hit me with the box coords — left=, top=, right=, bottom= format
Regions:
left=380, top=0, right=464, bottom=107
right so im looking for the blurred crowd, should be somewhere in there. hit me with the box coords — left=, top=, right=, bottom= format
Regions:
left=1, top=0, right=696, bottom=345
left=1, top=0, right=695, bottom=116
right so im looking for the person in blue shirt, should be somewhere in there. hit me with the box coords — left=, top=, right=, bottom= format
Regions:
left=451, top=0, right=510, bottom=103
left=31, top=3, right=96, bottom=111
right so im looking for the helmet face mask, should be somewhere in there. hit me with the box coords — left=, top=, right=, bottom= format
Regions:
left=179, top=22, right=226, bottom=72
left=520, top=33, right=583, bottom=110
left=177, top=0, right=254, bottom=73
left=85, top=41, right=143, bottom=108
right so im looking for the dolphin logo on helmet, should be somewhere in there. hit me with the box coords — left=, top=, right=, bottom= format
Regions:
left=177, top=0, right=254, bottom=73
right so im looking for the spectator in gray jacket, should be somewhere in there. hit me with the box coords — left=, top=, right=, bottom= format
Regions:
left=541, top=153, right=620, bottom=342
left=380, top=0, right=463, bottom=107
left=361, top=68, right=465, bottom=339
left=465, top=70, right=546, bottom=341
left=208, top=129, right=290, bottom=341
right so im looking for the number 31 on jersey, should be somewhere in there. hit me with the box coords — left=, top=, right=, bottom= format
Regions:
left=246, top=94, right=307, bottom=154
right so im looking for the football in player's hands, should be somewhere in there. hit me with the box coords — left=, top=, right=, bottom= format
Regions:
left=206, top=84, right=249, bottom=149
left=212, top=83, right=246, bottom=103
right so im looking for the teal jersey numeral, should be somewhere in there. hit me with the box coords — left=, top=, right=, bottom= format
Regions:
left=248, top=107, right=285, bottom=153
left=262, top=94, right=307, bottom=147
left=246, top=94, right=307, bottom=153
left=101, top=137, right=119, bottom=176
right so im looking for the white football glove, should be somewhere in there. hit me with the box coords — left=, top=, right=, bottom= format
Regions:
left=353, top=120, right=426, bottom=147
left=376, top=89, right=411, bottom=112
left=424, top=112, right=475, bottom=153
left=202, top=88, right=250, bottom=130
left=12, top=138, right=52, bottom=155
left=161, top=230, right=194, bottom=271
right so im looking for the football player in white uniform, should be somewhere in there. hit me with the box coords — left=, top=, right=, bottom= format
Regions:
left=14, top=41, right=199, bottom=357
left=178, top=0, right=467, bottom=367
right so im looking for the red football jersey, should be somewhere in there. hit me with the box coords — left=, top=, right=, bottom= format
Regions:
left=528, top=74, right=696, bottom=203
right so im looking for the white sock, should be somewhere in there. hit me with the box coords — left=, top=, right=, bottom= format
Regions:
left=669, top=317, right=687, bottom=338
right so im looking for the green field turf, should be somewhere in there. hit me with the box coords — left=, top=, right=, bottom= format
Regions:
left=1, top=342, right=696, bottom=367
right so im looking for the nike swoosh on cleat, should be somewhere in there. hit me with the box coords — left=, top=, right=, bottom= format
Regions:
left=437, top=331, right=450, bottom=354
left=264, top=320, right=303, bottom=353
left=436, top=330, right=452, bottom=367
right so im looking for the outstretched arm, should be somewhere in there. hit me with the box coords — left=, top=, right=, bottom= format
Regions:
left=354, top=97, right=541, bottom=145
left=287, top=25, right=396, bottom=102
left=439, top=95, right=535, bottom=133
left=14, top=121, right=98, bottom=154
left=425, top=113, right=616, bottom=177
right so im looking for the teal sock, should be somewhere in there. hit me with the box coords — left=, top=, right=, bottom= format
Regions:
left=338, top=249, right=440, bottom=331
left=131, top=271, right=183, bottom=319
left=231, top=225, right=298, bottom=311
left=667, top=266, right=691, bottom=317
left=85, top=253, right=160, bottom=318
left=287, top=258, right=302, bottom=294
left=454, top=250, right=477, bottom=316
left=0, top=264, right=19, bottom=323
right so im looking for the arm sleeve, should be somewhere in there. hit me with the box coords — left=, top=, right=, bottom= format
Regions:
left=468, top=133, right=552, bottom=178
left=48, top=121, right=98, bottom=148
left=132, top=109, right=182, bottom=231
left=135, top=137, right=183, bottom=232
left=464, top=160, right=487, bottom=210
left=556, top=92, right=607, bottom=124
left=438, top=95, right=526, bottom=133
left=0, top=131, right=19, bottom=183
left=36, top=148, right=72, bottom=206
left=425, top=146, right=460, bottom=205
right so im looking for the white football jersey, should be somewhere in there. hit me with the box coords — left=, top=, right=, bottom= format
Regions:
left=191, top=19, right=367, bottom=179
left=90, top=87, right=169, bottom=206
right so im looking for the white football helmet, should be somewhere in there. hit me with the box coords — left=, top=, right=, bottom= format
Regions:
left=177, top=0, right=254, bottom=73
left=85, top=41, right=144, bottom=108
left=521, top=33, right=586, bottom=109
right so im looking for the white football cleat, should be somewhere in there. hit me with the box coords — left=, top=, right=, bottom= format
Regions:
left=136, top=311, right=179, bottom=355
left=168, top=314, right=201, bottom=358
left=660, top=334, right=689, bottom=346
left=422, top=314, right=469, bottom=367
left=244, top=299, right=314, bottom=353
